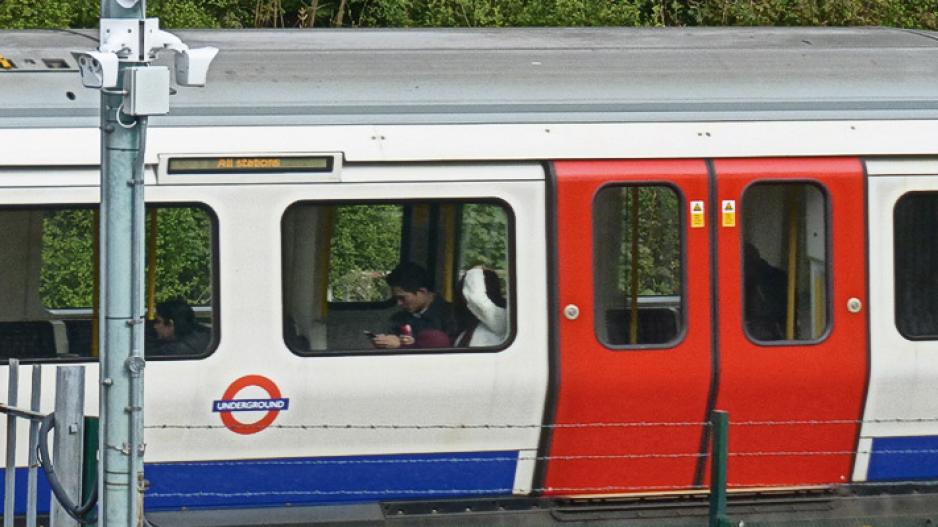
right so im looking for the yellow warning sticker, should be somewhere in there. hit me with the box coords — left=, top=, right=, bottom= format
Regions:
left=690, top=200, right=705, bottom=228
left=722, top=200, right=736, bottom=227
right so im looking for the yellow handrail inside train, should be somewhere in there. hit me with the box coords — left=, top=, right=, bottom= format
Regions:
left=814, top=275, right=825, bottom=338
left=785, top=189, right=799, bottom=340
left=629, top=187, right=641, bottom=345
left=92, top=209, right=100, bottom=357
left=147, top=208, right=158, bottom=320
left=440, top=204, right=457, bottom=303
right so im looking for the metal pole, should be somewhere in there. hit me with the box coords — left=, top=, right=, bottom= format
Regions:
left=709, top=410, right=730, bottom=527
left=51, top=367, right=85, bottom=527
left=4, top=359, right=19, bottom=527
left=98, top=2, right=147, bottom=527
left=26, top=365, right=41, bottom=527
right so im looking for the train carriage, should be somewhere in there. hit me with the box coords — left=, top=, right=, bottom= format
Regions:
left=2, top=26, right=938, bottom=524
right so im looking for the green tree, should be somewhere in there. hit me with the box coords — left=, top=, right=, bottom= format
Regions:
left=0, top=0, right=75, bottom=29
left=628, top=187, right=681, bottom=296
left=4, top=0, right=938, bottom=30
left=39, top=207, right=213, bottom=309
left=40, top=209, right=95, bottom=308
left=459, top=204, right=508, bottom=270
left=359, top=0, right=643, bottom=27
left=329, top=205, right=402, bottom=301
left=150, top=207, right=213, bottom=304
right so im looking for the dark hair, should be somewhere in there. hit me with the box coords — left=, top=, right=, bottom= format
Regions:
left=480, top=269, right=506, bottom=308
left=156, top=298, right=198, bottom=337
left=386, top=262, right=434, bottom=293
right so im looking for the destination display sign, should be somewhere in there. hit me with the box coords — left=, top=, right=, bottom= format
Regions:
left=167, top=155, right=333, bottom=174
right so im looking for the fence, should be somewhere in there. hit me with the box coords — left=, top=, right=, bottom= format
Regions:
left=137, top=415, right=938, bottom=519
left=6, top=364, right=938, bottom=525
left=1, top=359, right=88, bottom=527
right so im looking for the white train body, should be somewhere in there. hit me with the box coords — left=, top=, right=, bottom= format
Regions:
left=1, top=27, right=938, bottom=519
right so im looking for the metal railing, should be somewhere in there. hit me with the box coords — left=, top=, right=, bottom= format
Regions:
left=8, top=371, right=938, bottom=525
left=1, top=359, right=88, bottom=527
left=1, top=360, right=43, bottom=527
left=137, top=413, right=938, bottom=521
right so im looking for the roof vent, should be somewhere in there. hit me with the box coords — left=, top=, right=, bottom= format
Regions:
left=42, top=58, right=69, bottom=69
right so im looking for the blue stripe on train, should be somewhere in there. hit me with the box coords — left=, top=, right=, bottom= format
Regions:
left=0, top=469, right=53, bottom=515
left=145, top=450, right=518, bottom=510
left=868, top=436, right=938, bottom=481
left=1, top=451, right=518, bottom=514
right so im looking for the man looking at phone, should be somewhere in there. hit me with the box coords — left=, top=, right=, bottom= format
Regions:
left=370, top=262, right=457, bottom=349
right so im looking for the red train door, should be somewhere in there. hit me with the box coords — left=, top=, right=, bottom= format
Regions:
left=711, top=158, right=868, bottom=487
left=545, top=160, right=713, bottom=494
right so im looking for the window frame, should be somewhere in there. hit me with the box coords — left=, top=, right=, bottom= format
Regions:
left=281, top=197, right=518, bottom=357
left=591, top=182, right=689, bottom=351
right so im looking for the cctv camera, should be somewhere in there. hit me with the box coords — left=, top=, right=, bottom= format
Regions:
left=174, top=47, right=218, bottom=87
left=70, top=50, right=119, bottom=89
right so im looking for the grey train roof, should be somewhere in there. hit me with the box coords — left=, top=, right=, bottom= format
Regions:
left=3, top=27, right=938, bottom=127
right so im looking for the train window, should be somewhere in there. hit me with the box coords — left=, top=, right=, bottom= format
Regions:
left=0, top=205, right=217, bottom=362
left=593, top=185, right=683, bottom=347
left=742, top=183, right=828, bottom=342
left=143, top=206, right=218, bottom=359
left=282, top=200, right=512, bottom=354
left=894, top=193, right=938, bottom=339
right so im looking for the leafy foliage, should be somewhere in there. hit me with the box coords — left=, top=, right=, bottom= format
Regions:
left=329, top=205, right=402, bottom=301
left=145, top=0, right=247, bottom=28
left=0, top=0, right=75, bottom=29
left=3, top=0, right=938, bottom=29
left=39, top=207, right=213, bottom=309
left=150, top=207, right=213, bottom=304
left=40, top=209, right=95, bottom=308
left=459, top=204, right=508, bottom=269
left=326, top=203, right=508, bottom=302
left=357, top=0, right=938, bottom=28
left=608, top=186, right=681, bottom=296
left=683, top=0, right=938, bottom=28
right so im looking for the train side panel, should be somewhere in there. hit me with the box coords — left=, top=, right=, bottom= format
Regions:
left=0, top=162, right=551, bottom=511
left=856, top=159, right=938, bottom=482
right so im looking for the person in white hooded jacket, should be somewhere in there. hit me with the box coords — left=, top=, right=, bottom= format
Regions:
left=455, top=266, right=508, bottom=347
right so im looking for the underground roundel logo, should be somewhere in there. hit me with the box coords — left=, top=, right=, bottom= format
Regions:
left=213, top=375, right=290, bottom=435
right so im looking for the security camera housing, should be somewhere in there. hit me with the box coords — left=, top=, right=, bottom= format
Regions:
left=174, top=47, right=219, bottom=87
left=70, top=50, right=119, bottom=89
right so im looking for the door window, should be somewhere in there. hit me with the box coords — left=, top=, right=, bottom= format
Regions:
left=593, top=185, right=683, bottom=347
left=741, top=183, right=828, bottom=342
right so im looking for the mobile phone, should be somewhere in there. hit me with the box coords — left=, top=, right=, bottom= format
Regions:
left=363, top=330, right=377, bottom=338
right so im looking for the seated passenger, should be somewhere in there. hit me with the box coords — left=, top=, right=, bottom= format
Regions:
left=744, top=242, right=788, bottom=341
left=455, top=266, right=508, bottom=347
left=148, top=298, right=211, bottom=356
left=371, top=262, right=457, bottom=349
